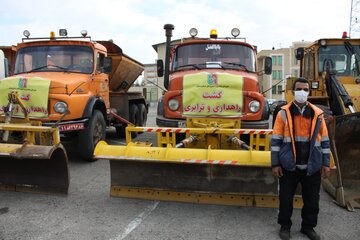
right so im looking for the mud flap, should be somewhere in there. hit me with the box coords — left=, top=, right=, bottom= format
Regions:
left=323, top=112, right=360, bottom=210
left=0, top=144, right=69, bottom=194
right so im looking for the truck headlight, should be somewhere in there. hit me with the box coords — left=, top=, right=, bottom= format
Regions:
left=168, top=98, right=179, bottom=111
left=54, top=102, right=68, bottom=113
left=248, top=100, right=260, bottom=113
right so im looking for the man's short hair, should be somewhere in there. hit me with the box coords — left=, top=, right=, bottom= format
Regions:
left=292, top=77, right=309, bottom=90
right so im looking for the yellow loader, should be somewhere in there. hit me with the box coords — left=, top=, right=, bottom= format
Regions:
left=285, top=36, right=360, bottom=210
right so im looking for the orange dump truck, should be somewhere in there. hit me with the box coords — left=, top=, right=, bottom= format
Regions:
left=156, top=26, right=272, bottom=130
left=0, top=30, right=146, bottom=194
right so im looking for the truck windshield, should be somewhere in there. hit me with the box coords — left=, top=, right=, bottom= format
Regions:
left=318, top=44, right=360, bottom=77
left=173, top=43, right=256, bottom=72
left=14, top=45, right=94, bottom=74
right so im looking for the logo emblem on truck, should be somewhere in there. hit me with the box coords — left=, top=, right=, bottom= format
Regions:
left=18, top=77, right=28, bottom=88
left=207, top=73, right=218, bottom=85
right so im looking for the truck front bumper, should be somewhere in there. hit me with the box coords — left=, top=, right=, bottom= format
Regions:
left=156, top=115, right=186, bottom=128
left=156, top=115, right=269, bottom=129
left=240, top=120, right=269, bottom=129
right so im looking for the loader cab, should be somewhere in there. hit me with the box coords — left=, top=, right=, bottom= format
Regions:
left=292, top=38, right=360, bottom=111
left=298, top=39, right=360, bottom=80
left=317, top=43, right=360, bottom=77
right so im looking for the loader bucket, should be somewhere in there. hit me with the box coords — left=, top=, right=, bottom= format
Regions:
left=95, top=127, right=303, bottom=208
left=322, top=112, right=360, bottom=210
left=0, top=144, right=69, bottom=194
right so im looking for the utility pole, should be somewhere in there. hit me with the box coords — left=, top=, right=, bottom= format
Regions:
left=350, top=0, right=360, bottom=38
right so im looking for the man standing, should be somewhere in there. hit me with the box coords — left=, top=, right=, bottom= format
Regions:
left=271, top=78, right=330, bottom=240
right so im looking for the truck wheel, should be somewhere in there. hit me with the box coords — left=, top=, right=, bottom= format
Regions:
left=115, top=126, right=126, bottom=138
left=262, top=99, right=270, bottom=121
left=138, top=103, right=147, bottom=127
left=78, top=110, right=106, bottom=161
left=272, top=101, right=287, bottom=128
left=129, top=104, right=140, bottom=138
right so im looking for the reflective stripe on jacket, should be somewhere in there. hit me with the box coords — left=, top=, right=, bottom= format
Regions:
left=271, top=102, right=330, bottom=176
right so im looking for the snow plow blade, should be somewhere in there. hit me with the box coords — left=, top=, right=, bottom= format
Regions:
left=95, top=127, right=302, bottom=208
left=322, top=112, right=360, bottom=211
left=0, top=124, right=69, bottom=195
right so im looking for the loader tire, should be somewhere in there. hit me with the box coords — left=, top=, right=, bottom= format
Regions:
left=79, top=110, right=106, bottom=161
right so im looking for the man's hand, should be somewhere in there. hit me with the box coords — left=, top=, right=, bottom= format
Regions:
left=322, top=166, right=330, bottom=178
left=272, top=166, right=283, bottom=178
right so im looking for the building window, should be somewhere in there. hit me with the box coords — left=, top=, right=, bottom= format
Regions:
left=294, top=69, right=299, bottom=77
left=278, top=56, right=282, bottom=65
left=294, top=57, right=298, bottom=65
left=272, top=56, right=277, bottom=65
left=272, top=86, right=276, bottom=95
left=272, top=70, right=277, bottom=79
left=277, top=85, right=282, bottom=94
left=278, top=70, right=283, bottom=80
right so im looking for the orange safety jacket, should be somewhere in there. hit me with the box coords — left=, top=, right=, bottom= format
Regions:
left=271, top=102, right=330, bottom=175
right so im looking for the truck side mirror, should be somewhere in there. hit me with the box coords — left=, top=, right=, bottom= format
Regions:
left=104, top=57, right=112, bottom=74
left=295, top=48, right=304, bottom=60
left=157, top=59, right=164, bottom=77
left=264, top=57, right=272, bottom=75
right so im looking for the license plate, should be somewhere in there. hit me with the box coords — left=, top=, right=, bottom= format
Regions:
left=178, top=121, right=186, bottom=128
left=59, top=123, right=85, bottom=132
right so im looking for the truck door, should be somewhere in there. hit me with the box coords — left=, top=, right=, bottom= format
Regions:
left=93, top=52, right=110, bottom=108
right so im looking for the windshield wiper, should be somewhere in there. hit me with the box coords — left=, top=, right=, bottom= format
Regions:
left=29, top=64, right=68, bottom=73
left=222, top=62, right=250, bottom=72
left=176, top=64, right=200, bottom=70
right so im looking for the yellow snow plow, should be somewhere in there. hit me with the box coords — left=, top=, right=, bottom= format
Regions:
left=94, top=120, right=302, bottom=208
left=0, top=91, right=69, bottom=195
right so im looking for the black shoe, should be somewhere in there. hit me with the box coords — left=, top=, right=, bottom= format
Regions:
left=301, top=228, right=320, bottom=240
left=279, top=227, right=290, bottom=240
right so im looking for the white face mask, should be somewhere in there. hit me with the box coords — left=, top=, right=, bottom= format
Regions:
left=294, top=90, right=308, bottom=104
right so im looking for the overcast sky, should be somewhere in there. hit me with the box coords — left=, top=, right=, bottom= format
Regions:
left=0, top=0, right=352, bottom=64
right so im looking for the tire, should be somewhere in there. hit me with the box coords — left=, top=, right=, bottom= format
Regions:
left=78, top=110, right=106, bottom=161
left=115, top=126, right=126, bottom=138
left=272, top=101, right=287, bottom=128
left=138, top=103, right=147, bottom=127
left=129, top=104, right=140, bottom=138
left=262, top=99, right=270, bottom=121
